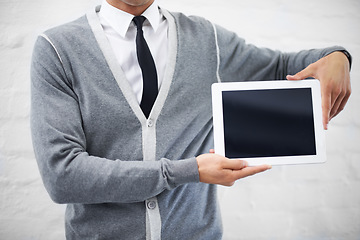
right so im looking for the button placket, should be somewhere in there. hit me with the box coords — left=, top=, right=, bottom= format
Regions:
left=142, top=115, right=160, bottom=239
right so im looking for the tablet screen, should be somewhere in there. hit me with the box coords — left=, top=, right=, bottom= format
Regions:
left=222, top=88, right=316, bottom=159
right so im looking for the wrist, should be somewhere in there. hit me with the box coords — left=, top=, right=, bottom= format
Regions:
left=336, top=50, right=352, bottom=70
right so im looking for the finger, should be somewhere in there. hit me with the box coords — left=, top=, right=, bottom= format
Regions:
left=329, top=89, right=345, bottom=119
left=286, top=65, right=315, bottom=81
left=330, top=90, right=351, bottom=120
left=222, top=159, right=249, bottom=170
left=231, top=165, right=272, bottom=180
left=321, top=83, right=332, bottom=130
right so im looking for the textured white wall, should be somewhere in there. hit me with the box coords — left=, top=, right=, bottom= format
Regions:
left=0, top=0, right=359, bottom=239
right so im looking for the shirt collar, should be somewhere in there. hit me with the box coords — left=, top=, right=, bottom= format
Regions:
left=99, top=0, right=161, bottom=38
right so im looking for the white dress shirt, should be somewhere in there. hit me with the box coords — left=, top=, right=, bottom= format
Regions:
left=98, top=0, right=168, bottom=104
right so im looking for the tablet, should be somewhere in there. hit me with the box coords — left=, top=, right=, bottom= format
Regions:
left=212, top=80, right=326, bottom=166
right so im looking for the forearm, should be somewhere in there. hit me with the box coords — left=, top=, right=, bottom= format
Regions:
left=32, top=145, right=198, bottom=204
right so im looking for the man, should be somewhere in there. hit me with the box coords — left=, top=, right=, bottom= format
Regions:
left=30, top=0, right=351, bottom=239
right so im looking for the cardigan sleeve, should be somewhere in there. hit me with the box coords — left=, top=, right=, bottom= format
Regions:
left=30, top=35, right=199, bottom=204
left=214, top=24, right=350, bottom=82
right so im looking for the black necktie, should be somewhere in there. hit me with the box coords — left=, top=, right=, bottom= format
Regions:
left=133, top=16, right=158, bottom=118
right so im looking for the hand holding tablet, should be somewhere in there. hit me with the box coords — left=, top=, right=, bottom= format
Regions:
left=212, top=80, right=326, bottom=166
left=196, top=152, right=272, bottom=186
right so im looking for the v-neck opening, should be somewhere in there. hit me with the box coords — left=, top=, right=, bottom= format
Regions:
left=86, top=6, right=178, bottom=124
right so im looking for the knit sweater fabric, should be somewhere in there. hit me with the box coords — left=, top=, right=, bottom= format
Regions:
left=30, top=5, right=347, bottom=240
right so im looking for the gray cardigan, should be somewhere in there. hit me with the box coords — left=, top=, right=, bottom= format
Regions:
left=30, top=6, right=347, bottom=240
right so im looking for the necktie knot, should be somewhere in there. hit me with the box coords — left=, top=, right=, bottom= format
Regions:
left=133, top=16, right=146, bottom=31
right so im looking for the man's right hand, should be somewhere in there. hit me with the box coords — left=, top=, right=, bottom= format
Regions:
left=196, top=153, right=272, bottom=186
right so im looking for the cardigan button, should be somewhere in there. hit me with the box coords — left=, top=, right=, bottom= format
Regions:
left=147, top=119, right=154, bottom=127
left=147, top=200, right=156, bottom=210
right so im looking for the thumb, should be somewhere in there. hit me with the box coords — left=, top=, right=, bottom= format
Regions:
left=222, top=159, right=249, bottom=170
left=286, top=65, right=314, bottom=81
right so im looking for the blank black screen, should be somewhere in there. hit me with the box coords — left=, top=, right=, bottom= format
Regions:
left=222, top=88, right=316, bottom=158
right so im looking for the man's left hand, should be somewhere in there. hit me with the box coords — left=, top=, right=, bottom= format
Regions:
left=286, top=51, right=351, bottom=130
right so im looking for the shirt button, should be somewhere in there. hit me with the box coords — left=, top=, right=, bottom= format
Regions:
left=147, top=200, right=156, bottom=210
left=147, top=119, right=154, bottom=127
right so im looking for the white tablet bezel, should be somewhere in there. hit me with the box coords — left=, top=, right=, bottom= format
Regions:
left=212, top=80, right=326, bottom=166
